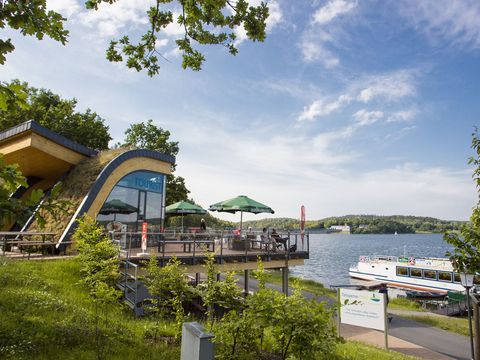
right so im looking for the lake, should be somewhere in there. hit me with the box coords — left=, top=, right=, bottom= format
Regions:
left=290, top=233, right=454, bottom=287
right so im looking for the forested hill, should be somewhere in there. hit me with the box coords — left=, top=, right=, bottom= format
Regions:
left=241, top=215, right=466, bottom=234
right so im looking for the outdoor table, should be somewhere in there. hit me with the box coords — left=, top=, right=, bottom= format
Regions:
left=1, top=232, right=56, bottom=256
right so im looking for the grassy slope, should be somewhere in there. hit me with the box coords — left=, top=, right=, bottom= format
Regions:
left=401, top=315, right=469, bottom=337
left=267, top=273, right=469, bottom=338
left=0, top=258, right=419, bottom=360
left=0, top=258, right=179, bottom=360
left=264, top=270, right=337, bottom=298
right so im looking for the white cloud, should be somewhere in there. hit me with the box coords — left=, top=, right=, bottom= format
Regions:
left=76, top=0, right=151, bottom=37
left=299, top=0, right=357, bottom=66
left=174, top=115, right=475, bottom=220
left=155, top=38, right=169, bottom=48
left=297, top=69, right=417, bottom=123
left=163, top=12, right=184, bottom=37
left=48, top=0, right=81, bottom=18
left=353, top=109, right=384, bottom=126
left=300, top=39, right=340, bottom=67
left=398, top=0, right=480, bottom=50
left=313, top=0, right=358, bottom=25
left=386, top=109, right=417, bottom=123
left=357, top=70, right=416, bottom=103
left=298, top=94, right=352, bottom=122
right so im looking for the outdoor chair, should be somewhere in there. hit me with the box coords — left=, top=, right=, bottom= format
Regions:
left=260, top=235, right=277, bottom=251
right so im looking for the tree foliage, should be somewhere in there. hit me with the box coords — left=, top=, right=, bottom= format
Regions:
left=91, top=0, right=269, bottom=74
left=444, top=128, right=480, bottom=273
left=0, top=80, right=112, bottom=150
left=73, top=214, right=122, bottom=360
left=0, top=0, right=68, bottom=65
left=2, top=0, right=269, bottom=75
left=144, top=256, right=192, bottom=341
left=122, top=119, right=190, bottom=204
left=243, top=215, right=464, bottom=234
left=73, top=215, right=120, bottom=289
left=213, top=260, right=338, bottom=360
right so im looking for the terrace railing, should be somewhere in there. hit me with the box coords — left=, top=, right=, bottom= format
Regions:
left=109, top=229, right=309, bottom=265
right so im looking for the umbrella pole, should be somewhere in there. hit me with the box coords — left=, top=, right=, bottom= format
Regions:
left=240, top=211, right=243, bottom=237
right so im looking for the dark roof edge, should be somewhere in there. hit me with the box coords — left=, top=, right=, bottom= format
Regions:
left=0, top=120, right=98, bottom=157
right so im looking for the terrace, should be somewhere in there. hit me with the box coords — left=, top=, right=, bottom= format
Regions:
left=114, top=229, right=310, bottom=271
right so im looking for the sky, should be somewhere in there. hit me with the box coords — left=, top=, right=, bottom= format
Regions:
left=1, top=0, right=480, bottom=222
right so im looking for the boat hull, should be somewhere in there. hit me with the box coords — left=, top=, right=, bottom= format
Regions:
left=349, top=256, right=465, bottom=293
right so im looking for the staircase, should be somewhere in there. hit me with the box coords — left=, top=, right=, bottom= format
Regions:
left=117, top=259, right=148, bottom=317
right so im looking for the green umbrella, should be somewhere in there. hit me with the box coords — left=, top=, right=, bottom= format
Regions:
left=165, top=200, right=207, bottom=232
left=209, top=195, right=274, bottom=235
left=99, top=199, right=138, bottom=221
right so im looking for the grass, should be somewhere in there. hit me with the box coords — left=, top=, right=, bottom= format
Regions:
left=334, top=341, right=418, bottom=360
left=263, top=272, right=470, bottom=340
left=1, top=257, right=423, bottom=360
left=388, top=297, right=426, bottom=312
left=0, top=257, right=179, bottom=360
left=264, top=270, right=337, bottom=298
left=402, top=314, right=469, bottom=337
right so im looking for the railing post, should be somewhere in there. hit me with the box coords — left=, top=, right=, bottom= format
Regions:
left=193, top=237, right=196, bottom=264
left=244, top=235, right=248, bottom=263
left=287, top=231, right=291, bottom=258
left=220, top=231, right=223, bottom=263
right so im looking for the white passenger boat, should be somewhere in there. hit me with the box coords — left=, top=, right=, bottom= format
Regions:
left=349, top=255, right=467, bottom=293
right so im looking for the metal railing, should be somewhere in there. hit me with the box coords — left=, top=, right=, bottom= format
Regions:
left=109, top=229, right=310, bottom=265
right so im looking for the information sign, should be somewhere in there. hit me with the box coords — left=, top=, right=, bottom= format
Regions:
left=339, top=288, right=386, bottom=331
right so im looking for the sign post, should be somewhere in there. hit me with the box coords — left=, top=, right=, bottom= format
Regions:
left=139, top=222, right=148, bottom=255
left=300, top=205, right=305, bottom=246
left=338, top=288, right=388, bottom=349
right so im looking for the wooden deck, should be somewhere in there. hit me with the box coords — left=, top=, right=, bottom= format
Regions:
left=119, top=236, right=309, bottom=272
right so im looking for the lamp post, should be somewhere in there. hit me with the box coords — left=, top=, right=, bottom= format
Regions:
left=460, top=272, right=475, bottom=360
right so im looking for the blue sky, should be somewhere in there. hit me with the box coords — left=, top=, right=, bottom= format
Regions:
left=1, top=0, right=479, bottom=221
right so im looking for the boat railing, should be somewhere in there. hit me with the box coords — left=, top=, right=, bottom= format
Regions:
left=359, top=255, right=399, bottom=263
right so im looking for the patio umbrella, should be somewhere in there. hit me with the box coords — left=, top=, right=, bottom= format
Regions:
left=99, top=199, right=138, bottom=220
left=165, top=200, right=207, bottom=232
left=209, top=195, right=274, bottom=235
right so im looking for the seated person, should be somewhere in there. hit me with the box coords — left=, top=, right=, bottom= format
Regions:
left=260, top=227, right=274, bottom=251
left=271, top=228, right=287, bottom=251
left=246, top=226, right=255, bottom=239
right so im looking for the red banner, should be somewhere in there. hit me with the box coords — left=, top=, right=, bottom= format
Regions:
left=300, top=205, right=305, bottom=242
left=141, top=222, right=148, bottom=252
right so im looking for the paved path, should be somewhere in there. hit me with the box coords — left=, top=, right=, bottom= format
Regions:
left=232, top=274, right=471, bottom=360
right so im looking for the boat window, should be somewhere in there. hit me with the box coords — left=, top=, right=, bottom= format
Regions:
left=438, top=271, right=452, bottom=282
left=475, top=275, right=480, bottom=285
left=423, top=270, right=437, bottom=280
left=396, top=266, right=409, bottom=277
left=410, top=268, right=422, bottom=278
left=453, top=273, right=461, bottom=283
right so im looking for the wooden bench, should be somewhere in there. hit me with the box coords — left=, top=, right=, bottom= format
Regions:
left=17, top=241, right=57, bottom=258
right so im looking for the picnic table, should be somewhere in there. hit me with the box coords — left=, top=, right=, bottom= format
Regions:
left=1, top=232, right=57, bottom=258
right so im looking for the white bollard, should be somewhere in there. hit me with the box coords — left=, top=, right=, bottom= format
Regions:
left=180, top=322, right=214, bottom=360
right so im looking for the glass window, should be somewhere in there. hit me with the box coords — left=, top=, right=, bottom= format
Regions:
left=438, top=271, right=452, bottom=282
left=475, top=275, right=480, bottom=285
left=453, top=273, right=461, bottom=283
left=410, top=268, right=422, bottom=278
left=117, top=171, right=164, bottom=193
left=396, top=267, right=409, bottom=277
left=423, top=270, right=437, bottom=280
left=97, top=170, right=166, bottom=234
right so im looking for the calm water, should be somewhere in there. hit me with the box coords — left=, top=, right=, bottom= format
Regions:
left=291, top=233, right=454, bottom=287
